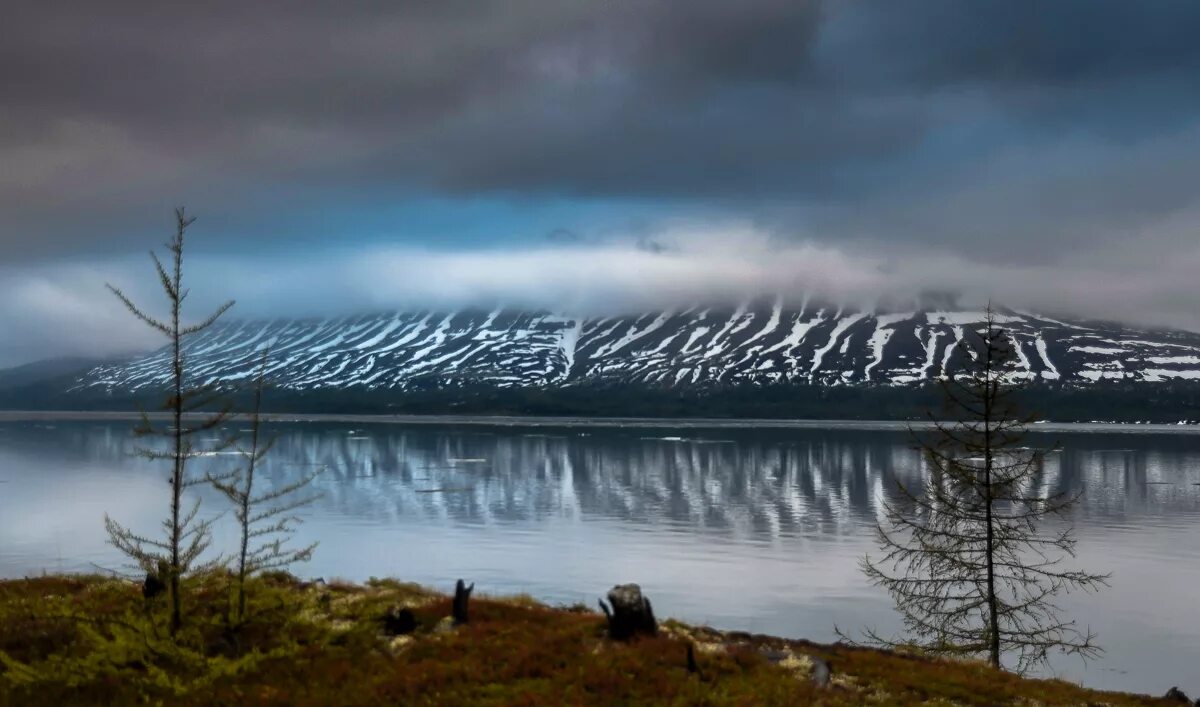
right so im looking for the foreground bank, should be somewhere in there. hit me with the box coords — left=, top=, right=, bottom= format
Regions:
left=0, top=573, right=1184, bottom=706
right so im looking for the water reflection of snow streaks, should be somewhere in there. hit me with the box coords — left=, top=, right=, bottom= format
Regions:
left=32, top=422, right=1198, bottom=541
left=281, top=431, right=908, bottom=539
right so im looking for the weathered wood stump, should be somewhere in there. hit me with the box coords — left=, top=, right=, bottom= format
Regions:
left=142, top=563, right=167, bottom=600
left=452, top=579, right=474, bottom=625
left=810, top=657, right=831, bottom=688
left=598, top=583, right=657, bottom=640
left=381, top=606, right=418, bottom=636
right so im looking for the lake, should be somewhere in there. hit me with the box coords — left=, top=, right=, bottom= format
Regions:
left=1, top=417, right=1198, bottom=696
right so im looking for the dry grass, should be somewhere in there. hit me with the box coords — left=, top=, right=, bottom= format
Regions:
left=0, top=574, right=1176, bottom=706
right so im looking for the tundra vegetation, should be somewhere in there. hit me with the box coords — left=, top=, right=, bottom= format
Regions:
left=0, top=573, right=1177, bottom=705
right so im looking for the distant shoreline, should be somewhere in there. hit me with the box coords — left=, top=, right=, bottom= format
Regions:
left=0, top=410, right=1198, bottom=435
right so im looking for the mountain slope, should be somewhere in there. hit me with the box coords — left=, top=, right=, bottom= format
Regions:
left=76, top=297, right=1200, bottom=394
left=0, top=357, right=121, bottom=391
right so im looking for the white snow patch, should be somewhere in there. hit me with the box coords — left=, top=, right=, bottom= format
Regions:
left=940, top=326, right=963, bottom=376
left=926, top=311, right=1019, bottom=326
left=679, top=326, right=713, bottom=355
left=1017, top=312, right=1092, bottom=330
left=703, top=303, right=750, bottom=358
left=865, top=313, right=911, bottom=381
left=354, top=316, right=405, bottom=349
left=558, top=318, right=582, bottom=374
left=407, top=314, right=453, bottom=361
left=761, top=314, right=821, bottom=361
left=1009, top=336, right=1033, bottom=374
left=1142, top=368, right=1200, bottom=380
left=1034, top=333, right=1060, bottom=380
left=741, top=295, right=783, bottom=350
left=810, top=313, right=866, bottom=375
left=594, top=311, right=672, bottom=357
left=1146, top=355, right=1200, bottom=364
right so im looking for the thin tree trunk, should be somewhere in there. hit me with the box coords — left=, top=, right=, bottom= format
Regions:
left=236, top=381, right=262, bottom=625
left=169, top=257, right=183, bottom=636
left=982, top=340, right=1000, bottom=668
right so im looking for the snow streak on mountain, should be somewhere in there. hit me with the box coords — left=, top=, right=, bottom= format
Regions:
left=81, top=297, right=1200, bottom=393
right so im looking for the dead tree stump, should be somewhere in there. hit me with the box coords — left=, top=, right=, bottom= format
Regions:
left=686, top=643, right=702, bottom=678
left=598, top=583, right=657, bottom=640
left=381, top=606, right=418, bottom=636
left=452, top=579, right=474, bottom=625
left=142, top=563, right=167, bottom=600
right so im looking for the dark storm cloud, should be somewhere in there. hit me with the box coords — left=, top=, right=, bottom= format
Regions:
left=1, top=0, right=1200, bottom=365
left=6, top=0, right=1195, bottom=256
left=839, top=0, right=1200, bottom=88
left=1, top=0, right=826, bottom=256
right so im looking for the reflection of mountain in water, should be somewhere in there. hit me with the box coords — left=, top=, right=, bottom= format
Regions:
left=25, top=422, right=1199, bottom=541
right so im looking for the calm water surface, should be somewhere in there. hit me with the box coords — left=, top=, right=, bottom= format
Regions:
left=1, top=419, right=1198, bottom=696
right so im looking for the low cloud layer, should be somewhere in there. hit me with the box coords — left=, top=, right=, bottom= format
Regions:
left=4, top=221, right=1198, bottom=366
left=2, top=1, right=1199, bottom=364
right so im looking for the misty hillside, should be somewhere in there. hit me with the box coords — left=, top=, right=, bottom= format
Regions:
left=0, top=357, right=111, bottom=391
left=71, top=297, right=1200, bottom=395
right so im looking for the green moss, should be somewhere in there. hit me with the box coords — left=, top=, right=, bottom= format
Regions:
left=0, top=574, right=1176, bottom=706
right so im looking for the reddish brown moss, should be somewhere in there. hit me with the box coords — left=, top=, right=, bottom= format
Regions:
left=0, top=574, right=1178, bottom=706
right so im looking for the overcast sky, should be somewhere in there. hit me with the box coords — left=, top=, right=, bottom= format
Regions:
left=2, top=0, right=1199, bottom=365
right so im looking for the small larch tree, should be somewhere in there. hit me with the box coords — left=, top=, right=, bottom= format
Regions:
left=858, top=305, right=1109, bottom=673
left=209, top=349, right=319, bottom=626
left=104, top=208, right=235, bottom=636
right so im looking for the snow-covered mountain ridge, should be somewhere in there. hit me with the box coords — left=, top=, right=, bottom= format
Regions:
left=79, top=297, right=1200, bottom=393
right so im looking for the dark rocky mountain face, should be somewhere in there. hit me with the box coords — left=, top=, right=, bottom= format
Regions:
left=76, top=297, right=1200, bottom=395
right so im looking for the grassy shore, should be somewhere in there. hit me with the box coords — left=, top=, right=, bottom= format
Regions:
left=0, top=573, right=1178, bottom=705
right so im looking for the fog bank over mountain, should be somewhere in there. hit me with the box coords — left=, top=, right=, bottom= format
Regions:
left=2, top=221, right=1198, bottom=367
